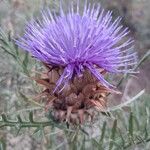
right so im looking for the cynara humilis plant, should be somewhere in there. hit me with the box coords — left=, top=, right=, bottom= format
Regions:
left=16, top=0, right=137, bottom=124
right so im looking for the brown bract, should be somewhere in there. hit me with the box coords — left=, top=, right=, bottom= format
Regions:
left=32, top=64, right=117, bottom=125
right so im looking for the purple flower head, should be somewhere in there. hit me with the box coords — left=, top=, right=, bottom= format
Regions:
left=16, top=1, right=137, bottom=91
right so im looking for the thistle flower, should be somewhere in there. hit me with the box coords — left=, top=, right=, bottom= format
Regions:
left=17, top=1, right=137, bottom=91
left=16, top=1, right=137, bottom=124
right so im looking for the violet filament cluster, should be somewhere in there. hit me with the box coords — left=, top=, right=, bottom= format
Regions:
left=16, top=1, right=137, bottom=91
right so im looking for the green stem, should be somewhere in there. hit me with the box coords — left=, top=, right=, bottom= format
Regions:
left=0, top=120, right=52, bottom=128
left=124, top=137, right=150, bottom=149
left=0, top=113, right=75, bottom=132
left=65, top=126, right=80, bottom=150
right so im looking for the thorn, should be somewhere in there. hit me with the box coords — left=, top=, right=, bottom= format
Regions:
left=59, top=110, right=66, bottom=122
left=78, top=109, right=84, bottom=124
left=66, top=106, right=73, bottom=123
left=30, top=77, right=50, bottom=87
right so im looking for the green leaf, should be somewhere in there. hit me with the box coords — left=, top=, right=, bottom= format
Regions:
left=0, top=46, right=17, bottom=60
left=23, top=52, right=29, bottom=67
left=17, top=115, right=23, bottom=123
left=18, top=91, right=44, bottom=107
left=18, top=91, right=29, bottom=103
left=79, top=126, right=89, bottom=136
left=133, top=115, right=140, bottom=130
left=109, top=119, right=117, bottom=150
left=7, top=31, right=12, bottom=42
left=1, top=114, right=7, bottom=122
left=33, top=127, right=42, bottom=135
left=135, top=135, right=145, bottom=145
left=92, top=139, right=101, bottom=149
left=16, top=127, right=22, bottom=136
left=99, top=121, right=107, bottom=143
left=118, top=128, right=125, bottom=147
left=80, top=136, right=86, bottom=150
left=29, top=111, right=34, bottom=123
left=32, top=127, right=45, bottom=140
left=129, top=112, right=134, bottom=137
left=0, top=139, right=6, bottom=150
left=144, top=125, right=148, bottom=140
left=22, top=52, right=29, bottom=73
left=14, top=43, right=19, bottom=56
left=0, top=38, right=9, bottom=46
left=135, top=50, right=150, bottom=69
left=0, top=29, right=30, bottom=75
left=107, top=89, right=145, bottom=111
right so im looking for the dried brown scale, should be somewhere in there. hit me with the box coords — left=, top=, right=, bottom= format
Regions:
left=32, top=64, right=116, bottom=124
